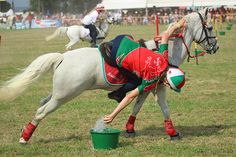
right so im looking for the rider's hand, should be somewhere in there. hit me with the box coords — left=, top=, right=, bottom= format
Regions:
left=103, top=114, right=114, bottom=124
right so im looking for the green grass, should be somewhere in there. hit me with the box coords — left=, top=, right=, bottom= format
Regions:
left=0, top=24, right=236, bottom=157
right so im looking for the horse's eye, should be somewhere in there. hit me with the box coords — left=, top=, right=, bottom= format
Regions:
left=207, top=26, right=213, bottom=31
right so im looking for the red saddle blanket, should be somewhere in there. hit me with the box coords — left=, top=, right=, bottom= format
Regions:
left=101, top=57, right=128, bottom=85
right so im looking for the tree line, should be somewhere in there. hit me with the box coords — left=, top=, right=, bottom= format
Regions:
left=1, top=0, right=102, bottom=14
left=30, top=0, right=102, bottom=14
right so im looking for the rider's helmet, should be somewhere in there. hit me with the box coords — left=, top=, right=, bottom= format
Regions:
left=96, top=3, right=105, bottom=11
left=166, top=67, right=185, bottom=92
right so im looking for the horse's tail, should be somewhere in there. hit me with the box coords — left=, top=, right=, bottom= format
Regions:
left=0, top=53, right=63, bottom=101
left=45, top=27, right=68, bottom=41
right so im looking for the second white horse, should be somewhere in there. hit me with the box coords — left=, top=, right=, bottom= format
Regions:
left=45, top=18, right=111, bottom=50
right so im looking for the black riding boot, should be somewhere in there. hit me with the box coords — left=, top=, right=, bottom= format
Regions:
left=108, top=88, right=126, bottom=103
left=108, top=78, right=141, bottom=103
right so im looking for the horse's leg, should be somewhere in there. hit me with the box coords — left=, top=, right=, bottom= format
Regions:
left=156, top=84, right=180, bottom=140
left=65, top=40, right=76, bottom=50
left=125, top=91, right=150, bottom=136
left=19, top=97, right=62, bottom=144
left=65, top=33, right=80, bottom=50
left=39, top=94, right=52, bottom=106
left=65, top=39, right=79, bottom=50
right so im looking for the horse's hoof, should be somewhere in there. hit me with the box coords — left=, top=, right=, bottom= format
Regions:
left=19, top=126, right=27, bottom=144
left=170, top=132, right=181, bottom=140
left=19, top=137, right=27, bottom=144
left=123, top=130, right=136, bottom=138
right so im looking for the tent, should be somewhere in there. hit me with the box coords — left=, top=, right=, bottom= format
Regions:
left=102, top=0, right=236, bottom=10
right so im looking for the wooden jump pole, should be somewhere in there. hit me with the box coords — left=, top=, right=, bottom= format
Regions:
left=155, top=15, right=159, bottom=36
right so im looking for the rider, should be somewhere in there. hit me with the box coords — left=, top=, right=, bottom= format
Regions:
left=103, top=18, right=186, bottom=126
left=81, top=3, right=105, bottom=47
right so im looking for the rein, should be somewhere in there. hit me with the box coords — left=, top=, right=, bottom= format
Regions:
left=170, top=21, right=196, bottom=62
left=154, top=23, right=197, bottom=64
left=155, top=12, right=212, bottom=64
left=98, top=21, right=109, bottom=37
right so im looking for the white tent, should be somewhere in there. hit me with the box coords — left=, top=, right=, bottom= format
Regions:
left=102, top=0, right=146, bottom=10
left=102, top=0, right=236, bottom=10
left=147, top=0, right=236, bottom=8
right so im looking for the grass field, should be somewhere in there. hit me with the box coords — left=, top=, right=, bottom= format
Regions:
left=0, top=24, right=236, bottom=157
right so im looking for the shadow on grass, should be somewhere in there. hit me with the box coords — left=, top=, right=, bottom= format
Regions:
left=36, top=134, right=81, bottom=144
left=34, top=124, right=234, bottom=144
left=133, top=124, right=235, bottom=138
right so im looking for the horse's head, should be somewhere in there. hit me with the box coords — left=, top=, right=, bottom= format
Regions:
left=98, top=12, right=112, bottom=25
left=97, top=13, right=111, bottom=37
left=186, top=8, right=219, bottom=54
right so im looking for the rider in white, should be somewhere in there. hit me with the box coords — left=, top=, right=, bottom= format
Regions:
left=81, top=3, right=105, bottom=47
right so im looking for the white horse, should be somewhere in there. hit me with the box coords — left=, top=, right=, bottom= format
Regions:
left=0, top=8, right=218, bottom=144
left=45, top=17, right=111, bottom=50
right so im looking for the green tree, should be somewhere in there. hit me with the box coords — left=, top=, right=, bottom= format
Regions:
left=29, top=0, right=102, bottom=14
left=30, top=0, right=61, bottom=14
left=0, top=1, right=11, bottom=12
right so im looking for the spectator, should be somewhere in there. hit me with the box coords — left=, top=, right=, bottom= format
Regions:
left=27, top=12, right=33, bottom=29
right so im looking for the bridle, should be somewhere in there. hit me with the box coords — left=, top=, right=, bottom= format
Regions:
left=174, top=12, right=217, bottom=62
left=97, top=19, right=109, bottom=37
left=154, top=12, right=218, bottom=63
left=194, top=12, right=218, bottom=54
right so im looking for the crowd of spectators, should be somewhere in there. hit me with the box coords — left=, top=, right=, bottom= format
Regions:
left=60, top=6, right=236, bottom=26
left=1, top=6, right=235, bottom=29
left=107, top=7, right=236, bottom=25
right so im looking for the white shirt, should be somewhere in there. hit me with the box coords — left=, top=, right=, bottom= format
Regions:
left=82, top=10, right=99, bottom=25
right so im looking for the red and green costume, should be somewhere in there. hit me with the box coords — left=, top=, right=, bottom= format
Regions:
left=114, top=35, right=169, bottom=93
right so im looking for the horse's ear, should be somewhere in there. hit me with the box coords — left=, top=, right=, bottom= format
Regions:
left=200, top=7, right=209, bottom=19
left=204, top=7, right=209, bottom=17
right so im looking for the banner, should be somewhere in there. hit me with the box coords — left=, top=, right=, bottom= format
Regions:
left=15, top=19, right=62, bottom=29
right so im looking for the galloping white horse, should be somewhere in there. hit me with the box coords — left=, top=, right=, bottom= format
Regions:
left=0, top=9, right=15, bottom=29
left=45, top=17, right=111, bottom=50
left=0, top=8, right=218, bottom=144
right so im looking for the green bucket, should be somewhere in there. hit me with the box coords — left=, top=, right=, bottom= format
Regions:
left=226, top=26, right=232, bottom=30
left=90, top=128, right=121, bottom=149
left=219, top=31, right=225, bottom=36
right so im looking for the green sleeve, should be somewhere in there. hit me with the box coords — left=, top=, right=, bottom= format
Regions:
left=137, top=78, right=159, bottom=94
left=137, top=84, right=144, bottom=94
left=159, top=44, right=168, bottom=55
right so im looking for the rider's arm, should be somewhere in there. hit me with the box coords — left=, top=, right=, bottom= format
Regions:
left=104, top=88, right=139, bottom=124
left=159, top=18, right=186, bottom=59
left=90, top=10, right=99, bottom=24
left=161, top=18, right=186, bottom=44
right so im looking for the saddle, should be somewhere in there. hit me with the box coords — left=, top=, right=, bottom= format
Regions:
left=82, top=24, right=101, bottom=39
